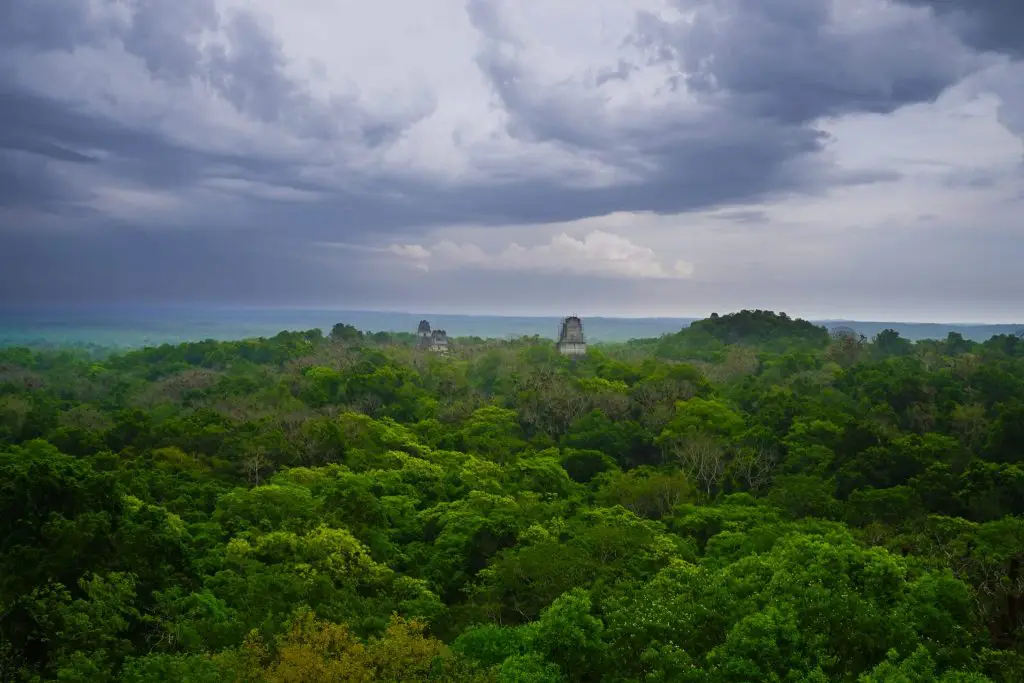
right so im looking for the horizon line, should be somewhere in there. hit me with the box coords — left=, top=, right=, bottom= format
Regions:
left=1, top=303, right=1022, bottom=328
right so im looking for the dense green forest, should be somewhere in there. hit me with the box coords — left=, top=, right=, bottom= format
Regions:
left=2, top=310, right=1023, bottom=682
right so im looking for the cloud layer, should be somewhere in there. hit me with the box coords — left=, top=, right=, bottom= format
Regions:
left=1, top=0, right=1023, bottom=320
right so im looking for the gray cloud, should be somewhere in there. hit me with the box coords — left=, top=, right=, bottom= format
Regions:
left=630, top=1, right=965, bottom=122
left=2, top=0, right=987, bottom=231
left=0, top=89, right=315, bottom=225
left=0, top=1, right=113, bottom=52
left=898, top=0, right=1024, bottom=56
left=716, top=210, right=770, bottom=225
left=0, top=151, right=78, bottom=211
left=121, top=0, right=220, bottom=82
left=0, top=0, right=435, bottom=227
left=462, top=0, right=971, bottom=217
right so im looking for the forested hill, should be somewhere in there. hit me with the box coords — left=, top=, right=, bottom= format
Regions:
left=2, top=311, right=1023, bottom=681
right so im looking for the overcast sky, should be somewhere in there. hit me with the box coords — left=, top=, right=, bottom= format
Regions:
left=2, top=0, right=1023, bottom=321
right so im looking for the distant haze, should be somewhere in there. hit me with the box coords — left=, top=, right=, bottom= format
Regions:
left=1, top=307, right=1021, bottom=348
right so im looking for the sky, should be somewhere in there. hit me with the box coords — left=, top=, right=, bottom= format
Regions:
left=1, top=0, right=1023, bottom=322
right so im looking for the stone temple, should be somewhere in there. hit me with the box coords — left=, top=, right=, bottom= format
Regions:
left=417, top=320, right=432, bottom=345
left=556, top=315, right=587, bottom=356
left=416, top=320, right=450, bottom=353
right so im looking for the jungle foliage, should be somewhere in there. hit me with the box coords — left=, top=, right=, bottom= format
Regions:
left=2, top=310, right=1023, bottom=681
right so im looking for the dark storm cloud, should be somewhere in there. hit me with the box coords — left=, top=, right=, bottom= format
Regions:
left=898, top=0, right=1024, bottom=56
left=0, top=90, right=166, bottom=205
left=0, top=0, right=432, bottom=227
left=0, top=83, right=816, bottom=235
left=121, top=0, right=220, bottom=82
left=0, top=1, right=114, bottom=51
left=461, top=0, right=972, bottom=221
left=0, top=89, right=322, bottom=219
left=653, top=0, right=967, bottom=122
left=3, top=0, right=984, bottom=234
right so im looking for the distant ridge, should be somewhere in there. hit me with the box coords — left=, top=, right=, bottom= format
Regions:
left=814, top=320, right=1024, bottom=342
left=1, top=306, right=1021, bottom=347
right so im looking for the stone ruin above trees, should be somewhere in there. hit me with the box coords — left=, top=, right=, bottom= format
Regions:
left=416, top=320, right=450, bottom=353
left=556, top=316, right=587, bottom=357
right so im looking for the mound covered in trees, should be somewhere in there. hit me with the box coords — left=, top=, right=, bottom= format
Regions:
left=692, top=309, right=829, bottom=345
left=645, top=310, right=830, bottom=361
left=1, top=318, right=1023, bottom=681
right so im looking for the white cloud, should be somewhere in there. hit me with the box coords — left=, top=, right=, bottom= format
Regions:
left=387, top=243, right=431, bottom=260
left=820, top=64, right=1024, bottom=177
left=386, top=230, right=694, bottom=279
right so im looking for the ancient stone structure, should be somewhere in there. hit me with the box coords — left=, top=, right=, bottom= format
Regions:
left=416, top=320, right=449, bottom=353
left=556, top=315, right=587, bottom=356
left=417, top=320, right=432, bottom=345
left=829, top=325, right=859, bottom=342
left=429, top=329, right=450, bottom=353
